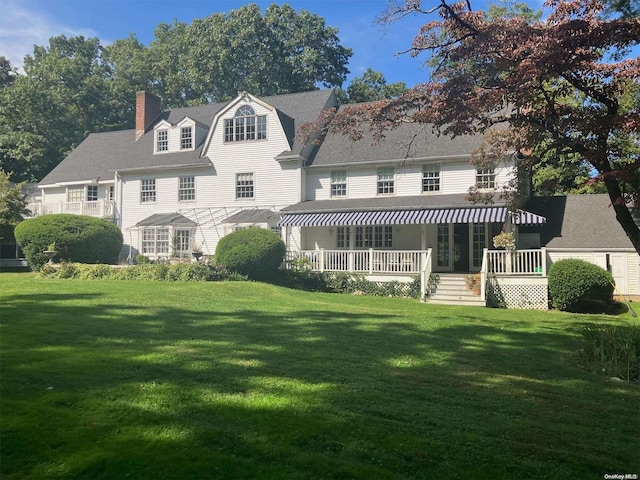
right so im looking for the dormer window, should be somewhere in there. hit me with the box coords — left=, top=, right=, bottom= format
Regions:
left=157, top=130, right=168, bottom=152
left=180, top=126, right=193, bottom=150
left=224, top=106, right=267, bottom=142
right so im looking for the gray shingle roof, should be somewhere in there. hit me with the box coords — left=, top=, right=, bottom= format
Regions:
left=309, top=110, right=485, bottom=167
left=40, top=89, right=337, bottom=186
left=281, top=194, right=496, bottom=213
left=221, top=208, right=280, bottom=224
left=523, top=194, right=633, bottom=249
left=135, top=212, right=198, bottom=227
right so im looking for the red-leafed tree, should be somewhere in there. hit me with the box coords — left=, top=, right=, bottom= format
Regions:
left=304, top=0, right=640, bottom=254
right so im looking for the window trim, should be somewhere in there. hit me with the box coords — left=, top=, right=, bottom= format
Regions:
left=476, top=167, right=496, bottom=190
left=178, top=176, right=196, bottom=202
left=140, top=179, right=156, bottom=204
left=422, top=163, right=441, bottom=193
left=87, top=185, right=98, bottom=202
left=377, top=167, right=395, bottom=195
left=224, top=106, right=267, bottom=143
left=235, top=172, right=255, bottom=200
left=180, top=126, right=193, bottom=150
left=156, top=129, right=169, bottom=153
left=330, top=170, right=347, bottom=198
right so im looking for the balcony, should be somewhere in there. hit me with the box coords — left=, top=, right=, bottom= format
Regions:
left=28, top=200, right=115, bottom=220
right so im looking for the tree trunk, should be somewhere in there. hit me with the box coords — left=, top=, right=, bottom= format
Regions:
left=604, top=177, right=640, bottom=256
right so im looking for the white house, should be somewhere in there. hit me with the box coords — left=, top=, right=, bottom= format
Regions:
left=28, top=89, right=640, bottom=306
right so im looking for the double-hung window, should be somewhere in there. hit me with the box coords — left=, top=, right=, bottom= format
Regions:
left=87, top=185, right=98, bottom=202
left=331, top=170, right=347, bottom=197
left=157, top=130, right=168, bottom=152
left=422, top=163, right=441, bottom=193
left=377, top=167, right=395, bottom=195
left=141, top=179, right=156, bottom=203
left=178, top=176, right=195, bottom=202
left=224, top=106, right=267, bottom=142
left=180, top=127, right=193, bottom=150
left=476, top=167, right=496, bottom=189
left=236, top=173, right=254, bottom=199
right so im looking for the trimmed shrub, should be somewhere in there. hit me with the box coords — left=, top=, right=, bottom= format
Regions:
left=14, top=214, right=123, bottom=270
left=215, top=228, right=285, bottom=281
left=548, top=258, right=614, bottom=312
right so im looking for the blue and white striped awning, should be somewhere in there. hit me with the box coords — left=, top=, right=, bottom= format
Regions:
left=278, top=207, right=545, bottom=227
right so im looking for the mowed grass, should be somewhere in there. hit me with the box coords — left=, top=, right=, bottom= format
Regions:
left=1, top=273, right=638, bottom=480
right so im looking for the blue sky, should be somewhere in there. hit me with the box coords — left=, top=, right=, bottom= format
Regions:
left=0, top=0, right=546, bottom=88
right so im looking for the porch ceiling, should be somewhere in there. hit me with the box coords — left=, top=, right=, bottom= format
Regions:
left=278, top=207, right=545, bottom=227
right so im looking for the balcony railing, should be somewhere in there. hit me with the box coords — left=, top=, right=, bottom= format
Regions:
left=286, top=249, right=429, bottom=274
left=484, top=248, right=547, bottom=275
left=28, top=200, right=115, bottom=219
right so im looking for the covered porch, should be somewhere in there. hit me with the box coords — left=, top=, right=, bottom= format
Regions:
left=278, top=195, right=546, bottom=275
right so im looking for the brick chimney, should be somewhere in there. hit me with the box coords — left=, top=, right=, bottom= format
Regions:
left=135, top=91, right=162, bottom=140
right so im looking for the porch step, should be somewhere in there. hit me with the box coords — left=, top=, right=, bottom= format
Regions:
left=426, top=273, right=486, bottom=307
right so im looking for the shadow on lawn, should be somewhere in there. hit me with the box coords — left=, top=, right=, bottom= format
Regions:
left=1, top=291, right=638, bottom=480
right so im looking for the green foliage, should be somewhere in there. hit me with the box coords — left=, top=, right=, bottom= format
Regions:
left=0, top=171, right=29, bottom=226
left=578, top=323, right=640, bottom=382
left=336, top=68, right=408, bottom=104
left=548, top=259, right=614, bottom=312
left=215, top=228, right=286, bottom=281
left=14, top=214, right=123, bottom=270
left=1, top=7, right=352, bottom=182
left=39, top=261, right=247, bottom=283
left=279, top=270, right=423, bottom=298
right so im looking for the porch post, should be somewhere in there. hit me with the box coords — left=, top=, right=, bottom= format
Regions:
left=348, top=226, right=355, bottom=272
left=369, top=248, right=374, bottom=274
left=319, top=248, right=325, bottom=272
left=541, top=247, right=548, bottom=276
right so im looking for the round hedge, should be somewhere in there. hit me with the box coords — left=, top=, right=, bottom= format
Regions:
left=548, top=258, right=614, bottom=312
left=215, top=228, right=285, bottom=281
left=14, top=214, right=123, bottom=270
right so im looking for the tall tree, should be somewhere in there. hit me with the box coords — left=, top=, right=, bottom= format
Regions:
left=311, top=0, right=640, bottom=254
left=0, top=171, right=29, bottom=227
left=337, top=68, right=408, bottom=104
left=152, top=3, right=352, bottom=107
left=0, top=35, right=111, bottom=182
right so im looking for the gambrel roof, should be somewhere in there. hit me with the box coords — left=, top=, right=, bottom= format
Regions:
left=39, top=89, right=337, bottom=186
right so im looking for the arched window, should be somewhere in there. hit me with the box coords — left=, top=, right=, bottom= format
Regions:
left=224, top=105, right=267, bottom=142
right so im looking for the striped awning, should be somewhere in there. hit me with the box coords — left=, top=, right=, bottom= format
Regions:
left=278, top=207, right=545, bottom=227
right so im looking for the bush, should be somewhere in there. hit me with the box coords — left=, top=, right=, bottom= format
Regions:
left=548, top=258, right=614, bottom=312
left=578, top=323, right=640, bottom=382
left=39, top=261, right=247, bottom=283
left=215, top=228, right=285, bottom=281
left=14, top=214, right=123, bottom=270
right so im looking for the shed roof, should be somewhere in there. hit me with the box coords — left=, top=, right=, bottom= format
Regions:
left=523, top=194, right=634, bottom=249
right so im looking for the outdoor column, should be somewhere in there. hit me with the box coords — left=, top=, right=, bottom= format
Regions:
left=348, top=226, right=355, bottom=271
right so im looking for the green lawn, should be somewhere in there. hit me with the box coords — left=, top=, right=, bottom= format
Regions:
left=1, top=273, right=638, bottom=479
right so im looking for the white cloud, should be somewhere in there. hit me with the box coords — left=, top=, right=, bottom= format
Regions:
left=0, top=2, right=98, bottom=69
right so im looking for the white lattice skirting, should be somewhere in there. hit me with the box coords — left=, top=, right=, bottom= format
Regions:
left=486, top=276, right=549, bottom=310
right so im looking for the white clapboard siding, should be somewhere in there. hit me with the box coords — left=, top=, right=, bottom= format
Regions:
left=306, top=160, right=517, bottom=200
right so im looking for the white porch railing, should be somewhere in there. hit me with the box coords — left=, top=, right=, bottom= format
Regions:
left=484, top=248, right=547, bottom=275
left=28, top=200, right=115, bottom=219
left=286, top=249, right=429, bottom=274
